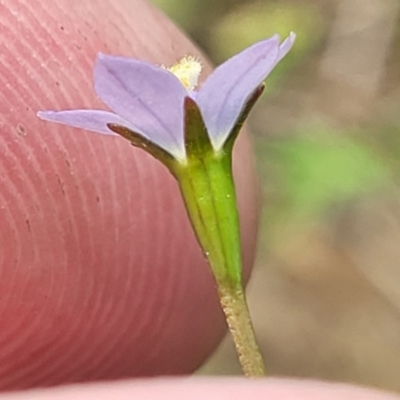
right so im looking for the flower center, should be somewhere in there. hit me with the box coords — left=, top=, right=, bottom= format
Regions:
left=167, top=56, right=202, bottom=92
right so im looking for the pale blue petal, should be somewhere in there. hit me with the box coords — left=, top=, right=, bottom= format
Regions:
left=277, top=32, right=296, bottom=62
left=94, top=54, right=188, bottom=159
left=38, top=109, right=134, bottom=136
left=196, top=34, right=295, bottom=150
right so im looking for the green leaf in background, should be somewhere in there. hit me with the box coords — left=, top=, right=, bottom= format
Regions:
left=257, top=127, right=390, bottom=222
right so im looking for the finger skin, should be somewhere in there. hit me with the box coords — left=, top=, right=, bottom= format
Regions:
left=0, top=379, right=399, bottom=400
left=0, top=0, right=258, bottom=390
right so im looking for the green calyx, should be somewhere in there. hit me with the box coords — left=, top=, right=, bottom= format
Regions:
left=172, top=96, right=242, bottom=286
left=171, top=88, right=264, bottom=287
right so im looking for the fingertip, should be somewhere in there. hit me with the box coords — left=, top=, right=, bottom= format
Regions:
left=0, top=379, right=398, bottom=400
left=0, top=0, right=259, bottom=389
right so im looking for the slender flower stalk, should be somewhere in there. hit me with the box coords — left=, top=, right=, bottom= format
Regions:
left=37, top=32, right=295, bottom=377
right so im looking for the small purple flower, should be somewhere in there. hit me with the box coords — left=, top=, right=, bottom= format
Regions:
left=38, top=33, right=295, bottom=162
left=37, top=33, right=296, bottom=376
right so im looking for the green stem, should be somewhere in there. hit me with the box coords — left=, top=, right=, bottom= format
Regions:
left=218, top=282, right=266, bottom=377
left=174, top=151, right=265, bottom=377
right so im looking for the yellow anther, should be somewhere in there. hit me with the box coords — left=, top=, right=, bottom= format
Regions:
left=167, top=56, right=202, bottom=92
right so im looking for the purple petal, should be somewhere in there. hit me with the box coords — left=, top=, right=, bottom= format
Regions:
left=94, top=54, right=188, bottom=160
left=196, top=33, right=295, bottom=150
left=277, top=32, right=296, bottom=63
left=37, top=109, right=140, bottom=136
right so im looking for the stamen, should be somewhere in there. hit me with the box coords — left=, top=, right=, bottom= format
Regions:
left=167, top=56, right=202, bottom=92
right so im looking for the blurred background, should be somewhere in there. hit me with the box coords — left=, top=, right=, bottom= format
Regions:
left=150, top=0, right=400, bottom=392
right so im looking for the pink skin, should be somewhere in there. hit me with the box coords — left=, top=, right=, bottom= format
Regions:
left=0, top=0, right=258, bottom=390
left=0, top=0, right=396, bottom=399
left=0, top=379, right=399, bottom=400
